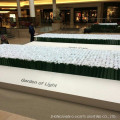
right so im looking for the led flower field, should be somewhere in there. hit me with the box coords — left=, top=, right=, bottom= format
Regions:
left=91, top=23, right=120, bottom=33
left=98, top=23, right=118, bottom=26
left=0, top=44, right=120, bottom=80
left=35, top=33, right=120, bottom=45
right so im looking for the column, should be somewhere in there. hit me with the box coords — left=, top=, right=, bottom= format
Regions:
left=36, top=9, right=41, bottom=26
left=70, top=8, right=74, bottom=27
left=29, top=0, right=35, bottom=17
left=53, top=0, right=56, bottom=18
left=16, top=0, right=21, bottom=17
left=39, top=10, right=41, bottom=26
left=16, top=0, right=21, bottom=28
left=97, top=3, right=104, bottom=23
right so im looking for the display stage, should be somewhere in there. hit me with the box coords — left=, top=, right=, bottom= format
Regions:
left=0, top=44, right=120, bottom=80
left=35, top=33, right=120, bottom=45
left=91, top=23, right=120, bottom=33
left=0, top=65, right=120, bottom=112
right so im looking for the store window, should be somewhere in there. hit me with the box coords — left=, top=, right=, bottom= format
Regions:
left=61, top=10, right=70, bottom=24
left=89, top=10, right=97, bottom=23
left=44, top=12, right=50, bottom=20
left=50, top=12, right=53, bottom=20
left=75, top=8, right=97, bottom=23
left=82, top=10, right=89, bottom=23
left=9, top=14, right=16, bottom=27
left=10, top=14, right=16, bottom=22
left=42, top=9, right=53, bottom=23
left=75, top=11, right=82, bottom=22
left=107, top=6, right=119, bottom=22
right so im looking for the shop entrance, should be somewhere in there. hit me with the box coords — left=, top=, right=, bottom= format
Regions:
left=41, top=9, right=53, bottom=24
left=41, top=9, right=70, bottom=24
left=60, top=10, right=70, bottom=24
left=103, top=2, right=120, bottom=23
left=74, top=7, right=97, bottom=23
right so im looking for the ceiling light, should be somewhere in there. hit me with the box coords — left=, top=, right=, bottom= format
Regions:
left=0, top=11, right=10, bottom=13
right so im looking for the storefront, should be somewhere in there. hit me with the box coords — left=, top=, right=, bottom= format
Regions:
left=0, top=11, right=17, bottom=28
left=61, top=10, right=70, bottom=24
left=41, top=9, right=70, bottom=24
left=103, top=2, right=120, bottom=23
left=40, top=9, right=53, bottom=24
left=74, top=7, right=97, bottom=23
left=0, top=1, right=120, bottom=28
left=39, top=2, right=120, bottom=25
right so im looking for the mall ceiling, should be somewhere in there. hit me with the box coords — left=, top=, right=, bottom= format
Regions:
left=0, top=0, right=25, bottom=1
left=0, top=0, right=37, bottom=2
left=0, top=0, right=119, bottom=8
left=0, top=0, right=119, bottom=1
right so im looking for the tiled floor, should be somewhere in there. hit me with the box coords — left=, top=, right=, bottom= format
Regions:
left=0, top=88, right=120, bottom=120
left=0, top=110, right=35, bottom=120
left=9, top=37, right=30, bottom=45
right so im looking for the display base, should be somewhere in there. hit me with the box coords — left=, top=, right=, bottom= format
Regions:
left=0, top=65, right=120, bottom=112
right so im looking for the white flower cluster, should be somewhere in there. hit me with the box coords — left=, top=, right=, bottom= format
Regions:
left=98, top=23, right=118, bottom=26
left=35, top=33, right=120, bottom=40
left=0, top=44, right=120, bottom=69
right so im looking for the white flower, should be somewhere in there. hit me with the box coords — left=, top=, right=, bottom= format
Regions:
left=35, top=33, right=120, bottom=40
left=0, top=44, right=120, bottom=69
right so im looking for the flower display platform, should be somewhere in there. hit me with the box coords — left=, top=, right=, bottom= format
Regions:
left=98, top=23, right=118, bottom=26
left=35, top=33, right=120, bottom=45
left=91, top=23, right=120, bottom=33
left=0, top=44, right=120, bottom=81
left=0, top=43, right=120, bottom=112
left=0, top=65, right=120, bottom=112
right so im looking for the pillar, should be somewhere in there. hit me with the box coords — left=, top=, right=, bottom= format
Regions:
left=16, top=0, right=21, bottom=17
left=36, top=9, right=41, bottom=26
left=53, top=0, right=56, bottom=18
left=16, top=0, right=21, bottom=28
left=29, top=0, right=35, bottom=17
left=29, top=0, right=36, bottom=25
left=97, top=3, right=104, bottom=23
left=70, top=8, right=74, bottom=27
left=52, top=0, right=60, bottom=30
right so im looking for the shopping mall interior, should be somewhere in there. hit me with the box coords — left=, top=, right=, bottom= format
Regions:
left=0, top=0, right=120, bottom=28
left=0, top=0, right=120, bottom=120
